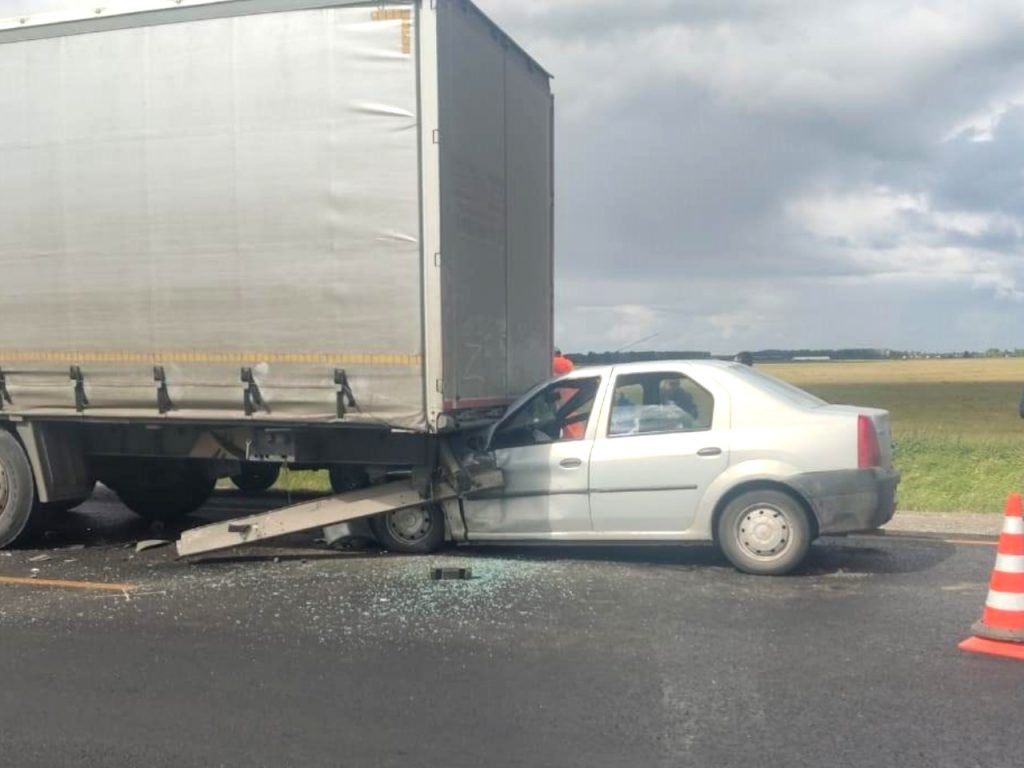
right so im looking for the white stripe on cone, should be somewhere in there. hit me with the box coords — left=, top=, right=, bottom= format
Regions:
left=994, top=554, right=1024, bottom=573
left=985, top=589, right=1024, bottom=612
left=1002, top=517, right=1024, bottom=535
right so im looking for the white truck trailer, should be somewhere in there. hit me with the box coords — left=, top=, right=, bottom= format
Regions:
left=0, top=0, right=553, bottom=549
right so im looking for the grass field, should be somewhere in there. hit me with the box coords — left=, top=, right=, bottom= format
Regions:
left=269, top=358, right=1024, bottom=514
left=762, top=359, right=1024, bottom=513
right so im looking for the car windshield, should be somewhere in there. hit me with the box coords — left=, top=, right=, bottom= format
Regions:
left=726, top=363, right=827, bottom=407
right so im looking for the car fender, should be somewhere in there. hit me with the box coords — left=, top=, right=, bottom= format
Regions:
left=692, top=458, right=809, bottom=538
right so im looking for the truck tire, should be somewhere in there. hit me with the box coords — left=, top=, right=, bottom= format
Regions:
left=716, top=489, right=812, bottom=576
left=113, top=461, right=216, bottom=523
left=230, top=463, right=280, bottom=494
left=0, top=430, right=35, bottom=549
left=370, top=504, right=445, bottom=554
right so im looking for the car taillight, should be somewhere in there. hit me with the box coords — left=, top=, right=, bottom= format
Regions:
left=858, top=414, right=881, bottom=469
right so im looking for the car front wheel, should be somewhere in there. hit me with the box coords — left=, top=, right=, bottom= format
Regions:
left=370, top=504, right=445, bottom=554
left=717, top=489, right=812, bottom=575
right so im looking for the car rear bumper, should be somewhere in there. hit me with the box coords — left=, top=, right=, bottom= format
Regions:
left=790, top=468, right=900, bottom=535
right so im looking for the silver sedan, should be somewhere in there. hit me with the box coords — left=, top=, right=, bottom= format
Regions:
left=443, top=360, right=899, bottom=575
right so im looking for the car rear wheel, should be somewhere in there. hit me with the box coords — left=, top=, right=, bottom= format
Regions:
left=370, top=504, right=445, bottom=554
left=717, top=489, right=812, bottom=575
left=0, top=430, right=35, bottom=549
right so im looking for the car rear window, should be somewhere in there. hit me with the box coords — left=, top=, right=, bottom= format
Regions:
left=727, top=364, right=827, bottom=407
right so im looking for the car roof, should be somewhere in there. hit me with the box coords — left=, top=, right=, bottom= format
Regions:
left=562, top=359, right=740, bottom=378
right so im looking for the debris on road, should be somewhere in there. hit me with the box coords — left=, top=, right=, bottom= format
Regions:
left=432, top=567, right=473, bottom=581
left=135, top=539, right=172, bottom=553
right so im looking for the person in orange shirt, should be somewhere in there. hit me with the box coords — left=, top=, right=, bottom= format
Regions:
left=551, top=350, right=584, bottom=439
left=552, top=348, right=574, bottom=376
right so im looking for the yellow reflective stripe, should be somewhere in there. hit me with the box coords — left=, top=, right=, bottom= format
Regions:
left=0, top=351, right=421, bottom=367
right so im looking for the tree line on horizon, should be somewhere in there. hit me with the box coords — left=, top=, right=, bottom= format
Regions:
left=565, top=348, right=1024, bottom=365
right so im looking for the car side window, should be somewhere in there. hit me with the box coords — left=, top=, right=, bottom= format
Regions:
left=490, top=377, right=601, bottom=450
left=608, top=372, right=714, bottom=437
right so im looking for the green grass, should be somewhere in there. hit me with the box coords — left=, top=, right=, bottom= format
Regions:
left=274, top=466, right=331, bottom=493
left=800, top=381, right=1024, bottom=439
left=888, top=434, right=1024, bottom=513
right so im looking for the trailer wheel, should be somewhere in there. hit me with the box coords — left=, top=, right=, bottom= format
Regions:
left=329, top=465, right=370, bottom=494
left=370, top=504, right=445, bottom=554
left=230, top=463, right=280, bottom=494
left=113, top=461, right=216, bottom=523
left=0, top=430, right=35, bottom=549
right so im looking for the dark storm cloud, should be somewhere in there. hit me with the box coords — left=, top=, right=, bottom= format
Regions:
left=484, top=0, right=1024, bottom=352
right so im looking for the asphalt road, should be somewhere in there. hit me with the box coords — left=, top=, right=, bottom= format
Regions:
left=0, top=490, right=1020, bottom=768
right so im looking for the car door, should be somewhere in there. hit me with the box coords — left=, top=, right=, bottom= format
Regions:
left=587, top=368, right=730, bottom=535
left=461, top=375, right=604, bottom=539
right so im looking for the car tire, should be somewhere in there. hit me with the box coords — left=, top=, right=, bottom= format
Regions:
left=717, top=489, right=812, bottom=575
left=114, top=461, right=216, bottom=523
left=370, top=503, right=445, bottom=554
left=230, top=463, right=280, bottom=494
left=0, top=430, right=35, bottom=549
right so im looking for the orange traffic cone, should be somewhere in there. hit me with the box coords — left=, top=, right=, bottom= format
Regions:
left=959, top=492, right=1024, bottom=660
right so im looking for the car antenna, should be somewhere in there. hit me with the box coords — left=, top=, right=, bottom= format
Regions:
left=613, top=333, right=659, bottom=354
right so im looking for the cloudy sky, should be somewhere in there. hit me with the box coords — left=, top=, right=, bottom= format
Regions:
left=4, top=1, right=1024, bottom=353
left=479, top=0, right=1024, bottom=354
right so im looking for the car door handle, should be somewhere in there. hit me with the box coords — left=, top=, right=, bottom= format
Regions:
left=696, top=447, right=722, bottom=457
left=559, top=458, right=583, bottom=468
